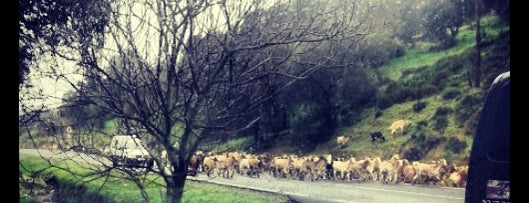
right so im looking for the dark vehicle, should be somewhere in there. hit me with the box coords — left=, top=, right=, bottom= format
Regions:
left=465, top=71, right=510, bottom=203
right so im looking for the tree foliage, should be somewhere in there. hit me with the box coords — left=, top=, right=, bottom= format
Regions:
left=19, top=0, right=110, bottom=87
left=20, top=0, right=369, bottom=202
left=421, top=0, right=463, bottom=49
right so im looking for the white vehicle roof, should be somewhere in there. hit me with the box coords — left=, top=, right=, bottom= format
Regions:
left=111, top=135, right=146, bottom=149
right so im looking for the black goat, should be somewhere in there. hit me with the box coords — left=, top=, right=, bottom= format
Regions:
left=371, top=131, right=385, bottom=143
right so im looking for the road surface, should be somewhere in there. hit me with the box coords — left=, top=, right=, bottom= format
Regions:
left=20, top=149, right=465, bottom=203
left=189, top=172, right=464, bottom=203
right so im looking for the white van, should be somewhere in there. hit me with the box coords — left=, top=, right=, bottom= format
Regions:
left=109, top=135, right=154, bottom=169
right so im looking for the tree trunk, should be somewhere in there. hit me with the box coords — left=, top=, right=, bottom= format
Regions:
left=474, top=0, right=482, bottom=88
left=164, top=168, right=187, bottom=203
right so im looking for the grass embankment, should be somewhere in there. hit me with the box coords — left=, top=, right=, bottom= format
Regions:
left=314, top=14, right=508, bottom=163
left=19, top=154, right=289, bottom=203
left=379, top=15, right=508, bottom=80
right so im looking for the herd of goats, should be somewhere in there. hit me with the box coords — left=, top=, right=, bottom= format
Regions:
left=179, top=119, right=467, bottom=188
left=185, top=150, right=468, bottom=188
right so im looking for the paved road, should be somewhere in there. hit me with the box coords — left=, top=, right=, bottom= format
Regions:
left=189, top=173, right=464, bottom=203
left=20, top=149, right=465, bottom=203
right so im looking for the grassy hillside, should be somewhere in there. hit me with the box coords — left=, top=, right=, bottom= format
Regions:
left=379, top=15, right=509, bottom=81
left=314, top=14, right=509, bottom=164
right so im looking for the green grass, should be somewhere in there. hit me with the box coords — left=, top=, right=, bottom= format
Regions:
left=379, top=15, right=506, bottom=81
left=20, top=154, right=289, bottom=203
left=103, top=119, right=119, bottom=135
left=211, top=137, right=252, bottom=152
left=334, top=92, right=476, bottom=160
left=327, top=15, right=509, bottom=163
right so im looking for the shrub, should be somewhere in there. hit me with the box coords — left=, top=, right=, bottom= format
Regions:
left=436, top=55, right=465, bottom=74
left=442, top=88, right=462, bottom=100
left=460, top=94, right=482, bottom=106
left=412, top=101, right=427, bottom=112
left=434, top=106, right=453, bottom=117
left=394, top=46, right=406, bottom=57
left=415, top=85, right=440, bottom=99
left=433, top=116, right=449, bottom=131
left=403, top=147, right=424, bottom=161
left=410, top=133, right=417, bottom=140
left=409, top=131, right=446, bottom=158
left=446, top=136, right=467, bottom=154
left=432, top=69, right=450, bottom=87
left=378, top=83, right=413, bottom=108
left=415, top=41, right=435, bottom=53
left=374, top=111, right=383, bottom=119
left=396, top=87, right=413, bottom=102
left=414, top=133, right=426, bottom=143
left=456, top=95, right=483, bottom=124
left=463, top=113, right=480, bottom=135
left=449, top=61, right=464, bottom=73
left=401, top=69, right=415, bottom=78
left=415, top=120, right=428, bottom=131
left=385, top=83, right=410, bottom=103
left=401, top=66, right=428, bottom=78
left=417, top=131, right=446, bottom=148
left=377, top=96, right=393, bottom=110
left=427, top=135, right=447, bottom=148
left=378, top=76, right=393, bottom=85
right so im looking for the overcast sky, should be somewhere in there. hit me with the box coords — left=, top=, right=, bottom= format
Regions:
left=19, top=0, right=285, bottom=113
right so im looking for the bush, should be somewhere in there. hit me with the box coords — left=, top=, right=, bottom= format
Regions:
left=377, top=96, right=393, bottom=110
left=463, top=113, right=480, bottom=135
left=378, top=83, right=413, bottom=109
left=412, top=101, right=427, bottom=112
left=410, top=133, right=417, bottom=140
left=436, top=55, right=465, bottom=74
left=394, top=46, right=406, bottom=57
left=374, top=111, right=383, bottom=119
left=456, top=95, right=483, bottom=124
left=432, top=69, right=450, bottom=87
left=402, top=147, right=424, bottom=161
left=433, top=116, right=449, bottom=131
left=414, top=41, right=436, bottom=53
left=415, top=85, right=440, bottom=99
left=401, top=66, right=428, bottom=78
left=410, top=131, right=446, bottom=158
left=378, top=76, right=393, bottom=85
left=449, top=62, right=464, bottom=73
left=442, top=88, right=462, bottom=100
left=420, top=132, right=446, bottom=148
left=446, top=136, right=467, bottom=154
left=460, top=94, right=482, bottom=106
left=434, top=106, right=453, bottom=117
left=359, top=37, right=405, bottom=67
left=384, top=83, right=410, bottom=103
left=415, top=120, right=428, bottom=131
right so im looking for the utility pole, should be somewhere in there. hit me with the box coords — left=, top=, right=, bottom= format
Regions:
left=474, top=0, right=482, bottom=88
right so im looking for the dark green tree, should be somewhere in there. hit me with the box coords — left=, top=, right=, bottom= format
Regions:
left=422, top=0, right=463, bottom=49
left=19, top=0, right=110, bottom=88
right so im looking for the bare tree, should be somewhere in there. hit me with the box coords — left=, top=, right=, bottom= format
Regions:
left=22, top=0, right=370, bottom=202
